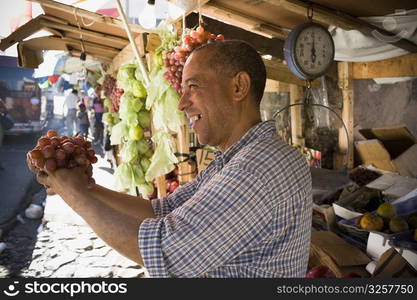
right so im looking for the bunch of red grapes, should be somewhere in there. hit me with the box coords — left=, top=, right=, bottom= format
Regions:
left=102, top=74, right=123, bottom=112
left=27, top=130, right=98, bottom=185
left=164, top=26, right=225, bottom=94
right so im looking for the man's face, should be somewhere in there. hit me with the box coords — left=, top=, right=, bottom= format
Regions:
left=178, top=50, right=235, bottom=148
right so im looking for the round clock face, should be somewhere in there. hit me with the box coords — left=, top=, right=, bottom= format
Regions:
left=284, top=22, right=335, bottom=80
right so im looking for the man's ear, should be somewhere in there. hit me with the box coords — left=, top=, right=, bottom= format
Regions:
left=232, top=71, right=251, bottom=102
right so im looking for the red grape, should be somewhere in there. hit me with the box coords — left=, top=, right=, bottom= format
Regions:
left=62, top=142, right=75, bottom=154
left=42, top=145, right=55, bottom=159
left=37, top=137, right=51, bottom=148
left=90, top=156, right=98, bottom=164
left=34, top=157, right=45, bottom=169
left=50, top=137, right=60, bottom=148
left=56, top=149, right=66, bottom=160
left=47, top=129, right=58, bottom=138
left=30, top=149, right=43, bottom=160
left=87, top=149, right=95, bottom=158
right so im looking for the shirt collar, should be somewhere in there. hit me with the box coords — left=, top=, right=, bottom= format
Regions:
left=214, top=120, right=277, bottom=166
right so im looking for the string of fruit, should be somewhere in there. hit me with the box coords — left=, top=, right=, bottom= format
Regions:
left=27, top=130, right=98, bottom=185
left=163, top=26, right=224, bottom=94
left=102, top=74, right=124, bottom=113
left=111, top=63, right=155, bottom=197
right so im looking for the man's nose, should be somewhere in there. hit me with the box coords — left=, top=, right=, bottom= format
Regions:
left=178, top=92, right=191, bottom=112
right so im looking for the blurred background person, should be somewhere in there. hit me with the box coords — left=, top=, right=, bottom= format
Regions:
left=92, top=85, right=104, bottom=146
left=77, top=103, right=89, bottom=138
left=63, top=89, right=79, bottom=137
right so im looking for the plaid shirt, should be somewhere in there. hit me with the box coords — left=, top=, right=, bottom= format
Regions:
left=139, top=121, right=312, bottom=277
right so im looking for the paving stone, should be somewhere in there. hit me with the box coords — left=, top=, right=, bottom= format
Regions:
left=51, top=264, right=77, bottom=278
left=75, top=256, right=115, bottom=268
left=92, top=238, right=107, bottom=249
left=44, top=252, right=78, bottom=270
left=113, top=267, right=146, bottom=278
left=73, top=266, right=113, bottom=278
left=64, top=239, right=93, bottom=251
left=79, top=246, right=111, bottom=258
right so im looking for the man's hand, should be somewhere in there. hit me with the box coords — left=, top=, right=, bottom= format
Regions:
left=38, top=166, right=91, bottom=196
left=27, top=153, right=93, bottom=195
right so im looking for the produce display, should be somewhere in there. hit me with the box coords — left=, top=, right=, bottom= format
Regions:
left=27, top=130, right=98, bottom=185
left=102, top=74, right=124, bottom=113
left=110, top=62, right=155, bottom=197
left=357, top=202, right=416, bottom=234
left=163, top=26, right=224, bottom=94
left=165, top=167, right=179, bottom=195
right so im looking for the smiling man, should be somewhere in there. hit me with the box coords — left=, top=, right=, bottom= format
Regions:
left=32, top=40, right=312, bottom=278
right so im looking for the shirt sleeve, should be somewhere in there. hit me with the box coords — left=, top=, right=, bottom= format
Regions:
left=138, top=166, right=272, bottom=277
left=149, top=171, right=202, bottom=218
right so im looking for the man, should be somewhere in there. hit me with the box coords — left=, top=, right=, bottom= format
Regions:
left=63, top=89, right=79, bottom=137
left=31, top=40, right=312, bottom=277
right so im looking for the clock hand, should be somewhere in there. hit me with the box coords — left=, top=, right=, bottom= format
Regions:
left=311, top=32, right=316, bottom=63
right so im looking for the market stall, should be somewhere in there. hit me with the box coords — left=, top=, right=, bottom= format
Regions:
left=2, top=0, right=417, bottom=278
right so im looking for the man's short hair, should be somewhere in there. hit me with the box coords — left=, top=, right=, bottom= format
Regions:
left=193, top=40, right=266, bottom=105
left=72, top=89, right=78, bottom=94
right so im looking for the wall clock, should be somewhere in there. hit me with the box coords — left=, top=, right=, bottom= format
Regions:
left=284, top=22, right=335, bottom=81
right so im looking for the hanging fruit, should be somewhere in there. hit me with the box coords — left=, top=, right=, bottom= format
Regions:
left=164, top=26, right=225, bottom=94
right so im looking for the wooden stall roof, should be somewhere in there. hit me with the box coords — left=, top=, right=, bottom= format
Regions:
left=199, top=0, right=417, bottom=35
left=0, top=0, right=149, bottom=68
left=1, top=0, right=416, bottom=81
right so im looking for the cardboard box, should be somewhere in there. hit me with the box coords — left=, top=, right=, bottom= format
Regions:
left=309, top=231, right=371, bottom=278
left=364, top=191, right=417, bottom=270
left=355, top=125, right=417, bottom=177
left=312, top=203, right=337, bottom=231
left=366, top=173, right=417, bottom=199
left=366, top=233, right=417, bottom=273
left=371, top=248, right=417, bottom=278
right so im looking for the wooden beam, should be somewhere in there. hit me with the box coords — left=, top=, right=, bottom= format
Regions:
left=264, top=58, right=318, bottom=87
left=29, top=0, right=147, bottom=33
left=0, top=15, right=43, bottom=51
left=200, top=2, right=288, bottom=39
left=265, top=0, right=417, bottom=53
left=289, top=84, right=305, bottom=147
left=39, top=19, right=129, bottom=49
left=352, top=53, right=417, bottom=79
left=186, top=13, right=285, bottom=59
left=337, top=61, right=354, bottom=170
left=263, top=0, right=358, bottom=30
left=265, top=80, right=290, bottom=93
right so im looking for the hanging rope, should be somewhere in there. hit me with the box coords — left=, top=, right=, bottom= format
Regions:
left=73, top=7, right=87, bottom=55
left=198, top=0, right=203, bottom=26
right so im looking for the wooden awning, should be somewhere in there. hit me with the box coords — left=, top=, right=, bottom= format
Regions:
left=0, top=0, right=148, bottom=69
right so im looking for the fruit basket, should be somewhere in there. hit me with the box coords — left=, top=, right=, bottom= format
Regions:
left=337, top=193, right=417, bottom=243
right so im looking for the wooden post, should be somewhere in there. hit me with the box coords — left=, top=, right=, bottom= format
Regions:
left=337, top=61, right=354, bottom=170
left=289, top=84, right=305, bottom=147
